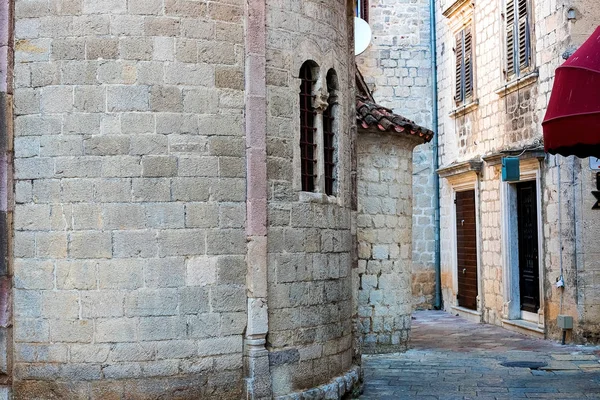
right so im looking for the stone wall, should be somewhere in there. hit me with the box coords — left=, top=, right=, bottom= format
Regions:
left=356, top=0, right=435, bottom=309
left=0, top=0, right=13, bottom=397
left=264, top=0, right=357, bottom=396
left=12, top=0, right=247, bottom=397
left=435, top=0, right=600, bottom=342
left=356, top=131, right=420, bottom=353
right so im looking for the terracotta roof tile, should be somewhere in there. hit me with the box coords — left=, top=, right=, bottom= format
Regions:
left=356, top=96, right=434, bottom=143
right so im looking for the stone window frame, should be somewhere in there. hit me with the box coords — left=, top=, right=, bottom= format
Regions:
left=503, top=0, right=535, bottom=81
left=297, top=60, right=340, bottom=199
left=444, top=0, right=479, bottom=118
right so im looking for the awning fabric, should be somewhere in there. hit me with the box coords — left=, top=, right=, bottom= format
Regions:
left=542, top=26, right=600, bottom=158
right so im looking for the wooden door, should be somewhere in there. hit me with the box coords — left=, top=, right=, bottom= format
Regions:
left=456, top=190, right=478, bottom=310
left=517, top=181, right=540, bottom=313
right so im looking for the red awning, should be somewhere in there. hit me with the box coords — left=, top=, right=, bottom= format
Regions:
left=542, top=26, right=600, bottom=158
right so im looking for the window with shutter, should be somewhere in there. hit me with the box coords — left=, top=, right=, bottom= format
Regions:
left=455, top=31, right=464, bottom=103
left=464, top=28, right=473, bottom=100
left=505, top=0, right=516, bottom=77
left=505, top=0, right=531, bottom=79
left=455, top=26, right=474, bottom=105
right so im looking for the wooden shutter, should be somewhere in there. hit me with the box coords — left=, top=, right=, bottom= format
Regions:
left=505, top=0, right=516, bottom=77
left=518, top=0, right=530, bottom=70
left=464, top=27, right=473, bottom=100
left=455, top=30, right=464, bottom=103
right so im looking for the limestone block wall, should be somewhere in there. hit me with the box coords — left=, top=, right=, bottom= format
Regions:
left=0, top=0, right=13, bottom=395
left=356, top=131, right=419, bottom=353
left=357, top=0, right=435, bottom=309
left=264, top=0, right=356, bottom=396
left=11, top=0, right=247, bottom=397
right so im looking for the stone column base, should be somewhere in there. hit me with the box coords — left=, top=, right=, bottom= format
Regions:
left=274, top=366, right=361, bottom=400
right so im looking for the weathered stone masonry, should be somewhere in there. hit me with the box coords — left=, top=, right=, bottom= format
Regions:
left=12, top=0, right=248, bottom=398
left=0, top=0, right=13, bottom=397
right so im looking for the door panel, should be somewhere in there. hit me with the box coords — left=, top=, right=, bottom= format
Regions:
left=517, top=181, right=540, bottom=313
left=456, top=190, right=478, bottom=310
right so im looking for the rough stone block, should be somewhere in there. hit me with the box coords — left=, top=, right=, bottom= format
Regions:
left=179, top=287, right=209, bottom=314
left=185, top=202, right=218, bottom=228
left=125, top=289, right=178, bottom=317
left=49, top=319, right=93, bottom=343
left=103, top=204, right=146, bottom=230
left=41, top=291, right=80, bottom=319
left=185, top=256, right=217, bottom=286
left=95, top=318, right=136, bottom=343
left=107, top=86, right=149, bottom=112
left=15, top=318, right=49, bottom=342
left=209, top=287, right=244, bottom=320
left=144, top=203, right=184, bottom=228
left=130, top=135, right=168, bottom=156
left=70, top=344, right=111, bottom=363
left=197, top=336, right=242, bottom=356
left=81, top=291, right=125, bottom=318
left=144, top=258, right=185, bottom=288
left=98, top=260, right=144, bottom=290
left=138, top=316, right=185, bottom=341
left=113, top=230, right=157, bottom=258
left=13, top=290, right=42, bottom=318
left=14, top=259, right=54, bottom=290
left=186, top=313, right=220, bottom=338
left=142, top=155, right=177, bottom=177
left=69, top=231, right=112, bottom=259
left=56, top=260, right=96, bottom=290
left=158, top=229, right=205, bottom=256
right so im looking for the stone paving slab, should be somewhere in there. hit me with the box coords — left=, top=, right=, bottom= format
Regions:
left=360, top=311, right=600, bottom=399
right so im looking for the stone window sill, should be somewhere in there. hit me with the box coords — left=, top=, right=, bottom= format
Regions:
left=449, top=99, right=479, bottom=119
left=495, top=71, right=538, bottom=97
left=299, top=191, right=339, bottom=204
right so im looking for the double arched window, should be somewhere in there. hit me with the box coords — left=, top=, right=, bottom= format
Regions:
left=299, top=61, right=339, bottom=196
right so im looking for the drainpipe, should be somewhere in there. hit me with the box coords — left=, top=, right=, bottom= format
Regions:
left=430, top=0, right=442, bottom=310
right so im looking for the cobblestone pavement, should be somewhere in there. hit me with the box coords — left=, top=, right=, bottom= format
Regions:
left=360, top=311, right=600, bottom=399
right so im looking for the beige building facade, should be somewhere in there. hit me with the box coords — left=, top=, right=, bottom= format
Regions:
left=435, top=0, right=600, bottom=343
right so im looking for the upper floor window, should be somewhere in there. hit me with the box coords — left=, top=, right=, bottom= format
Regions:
left=505, top=0, right=532, bottom=79
left=298, top=62, right=339, bottom=196
left=299, top=61, right=317, bottom=192
left=455, top=25, right=474, bottom=105
left=356, top=0, right=369, bottom=21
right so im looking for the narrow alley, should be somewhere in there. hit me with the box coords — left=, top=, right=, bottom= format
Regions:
left=360, top=311, right=600, bottom=399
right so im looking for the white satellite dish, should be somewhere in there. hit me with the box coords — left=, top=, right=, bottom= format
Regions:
left=354, top=17, right=372, bottom=56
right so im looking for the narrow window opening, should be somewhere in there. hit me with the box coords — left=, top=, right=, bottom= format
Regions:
left=324, top=69, right=338, bottom=196
left=300, top=62, right=317, bottom=192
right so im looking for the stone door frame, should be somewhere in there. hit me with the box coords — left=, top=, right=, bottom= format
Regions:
left=448, top=174, right=483, bottom=322
left=501, top=160, right=545, bottom=329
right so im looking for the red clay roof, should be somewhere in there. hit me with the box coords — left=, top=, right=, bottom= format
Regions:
left=356, top=96, right=434, bottom=143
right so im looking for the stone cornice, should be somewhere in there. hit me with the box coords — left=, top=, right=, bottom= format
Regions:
left=437, top=159, right=483, bottom=179
left=442, top=0, right=474, bottom=19
left=482, top=149, right=546, bottom=166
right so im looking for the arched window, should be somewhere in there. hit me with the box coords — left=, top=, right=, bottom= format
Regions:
left=299, top=61, right=317, bottom=192
left=323, top=69, right=338, bottom=196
